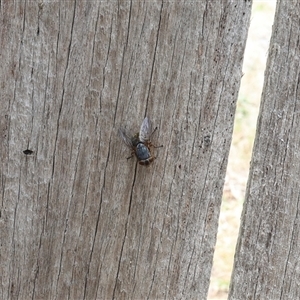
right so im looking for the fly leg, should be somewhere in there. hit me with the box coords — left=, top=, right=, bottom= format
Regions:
left=149, top=127, right=163, bottom=148
left=148, top=141, right=163, bottom=148
left=126, top=150, right=135, bottom=160
left=153, top=144, right=163, bottom=148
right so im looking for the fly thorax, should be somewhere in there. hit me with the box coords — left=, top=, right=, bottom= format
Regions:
left=131, top=134, right=140, bottom=147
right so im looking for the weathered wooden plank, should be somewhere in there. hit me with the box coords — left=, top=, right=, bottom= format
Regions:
left=0, top=1, right=251, bottom=299
left=229, top=1, right=300, bottom=299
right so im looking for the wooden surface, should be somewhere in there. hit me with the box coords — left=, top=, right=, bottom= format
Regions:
left=0, top=1, right=251, bottom=299
left=229, top=1, right=300, bottom=299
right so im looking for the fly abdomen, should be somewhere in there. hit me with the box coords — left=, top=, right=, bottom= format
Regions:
left=135, top=143, right=151, bottom=161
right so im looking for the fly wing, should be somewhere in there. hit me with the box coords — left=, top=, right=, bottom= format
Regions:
left=118, top=127, right=133, bottom=148
left=139, top=117, right=152, bottom=142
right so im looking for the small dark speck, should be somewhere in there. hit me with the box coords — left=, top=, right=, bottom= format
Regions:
left=204, top=135, right=211, bottom=147
left=23, top=149, right=34, bottom=155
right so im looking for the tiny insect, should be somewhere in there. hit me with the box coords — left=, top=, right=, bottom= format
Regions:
left=118, top=117, right=163, bottom=166
left=23, top=149, right=34, bottom=155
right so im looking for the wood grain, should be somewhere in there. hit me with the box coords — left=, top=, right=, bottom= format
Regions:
left=0, top=1, right=251, bottom=299
left=229, top=1, right=300, bottom=299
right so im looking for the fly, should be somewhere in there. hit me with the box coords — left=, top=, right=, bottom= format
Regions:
left=118, top=117, right=163, bottom=166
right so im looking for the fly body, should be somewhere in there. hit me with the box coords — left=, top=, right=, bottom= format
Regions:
left=118, top=117, right=162, bottom=166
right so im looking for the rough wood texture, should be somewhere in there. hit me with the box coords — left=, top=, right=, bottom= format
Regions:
left=0, top=2, right=251, bottom=299
left=229, top=1, right=300, bottom=299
